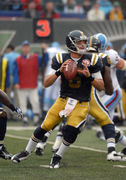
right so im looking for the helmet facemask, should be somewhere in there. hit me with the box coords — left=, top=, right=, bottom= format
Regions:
left=68, top=36, right=87, bottom=55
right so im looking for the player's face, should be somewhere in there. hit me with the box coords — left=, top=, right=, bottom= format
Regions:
left=22, top=45, right=30, bottom=55
left=76, top=40, right=87, bottom=50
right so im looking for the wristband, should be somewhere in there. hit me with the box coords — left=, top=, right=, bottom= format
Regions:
left=88, top=75, right=95, bottom=82
left=55, top=70, right=62, bottom=77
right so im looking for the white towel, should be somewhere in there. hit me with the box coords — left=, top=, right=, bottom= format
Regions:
left=59, top=98, right=77, bottom=118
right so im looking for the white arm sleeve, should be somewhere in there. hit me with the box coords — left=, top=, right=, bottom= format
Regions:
left=92, top=71, right=102, bottom=79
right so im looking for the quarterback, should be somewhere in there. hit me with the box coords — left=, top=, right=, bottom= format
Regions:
left=11, top=30, right=104, bottom=168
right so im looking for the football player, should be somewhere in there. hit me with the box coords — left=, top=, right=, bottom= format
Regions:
left=35, top=36, right=115, bottom=160
left=34, top=36, right=123, bottom=163
left=11, top=30, right=105, bottom=168
left=89, top=33, right=126, bottom=157
left=0, top=89, right=23, bottom=159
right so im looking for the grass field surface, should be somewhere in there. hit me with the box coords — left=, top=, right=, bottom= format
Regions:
left=0, top=127, right=126, bottom=180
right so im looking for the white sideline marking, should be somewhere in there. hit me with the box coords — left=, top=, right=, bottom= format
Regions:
left=113, top=165, right=126, bottom=168
left=92, top=126, right=126, bottom=131
left=40, top=165, right=50, bottom=168
left=7, top=126, right=36, bottom=131
left=7, top=126, right=126, bottom=131
left=6, top=134, right=106, bottom=153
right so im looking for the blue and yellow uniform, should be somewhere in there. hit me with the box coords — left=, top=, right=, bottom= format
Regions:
left=89, top=53, right=113, bottom=127
left=41, top=52, right=102, bottom=131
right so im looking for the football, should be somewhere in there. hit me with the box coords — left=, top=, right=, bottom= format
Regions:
left=63, top=59, right=77, bottom=80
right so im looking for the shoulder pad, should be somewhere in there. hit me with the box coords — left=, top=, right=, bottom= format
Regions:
left=98, top=53, right=107, bottom=58
left=55, top=53, right=63, bottom=64
left=105, top=49, right=119, bottom=65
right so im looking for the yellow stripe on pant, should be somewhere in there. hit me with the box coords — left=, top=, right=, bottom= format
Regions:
left=41, top=97, right=89, bottom=131
left=89, top=88, right=113, bottom=126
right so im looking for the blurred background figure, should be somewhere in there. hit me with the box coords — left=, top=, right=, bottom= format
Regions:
left=106, top=1, right=125, bottom=21
left=4, top=44, right=20, bottom=116
left=23, top=0, right=40, bottom=18
left=82, top=0, right=92, bottom=15
left=4, top=44, right=19, bottom=76
left=21, top=0, right=43, bottom=11
left=98, top=0, right=113, bottom=15
left=87, top=2, right=105, bottom=21
left=13, top=41, right=49, bottom=126
left=118, top=43, right=126, bottom=120
left=64, top=0, right=84, bottom=14
left=8, top=0, right=22, bottom=11
left=41, top=1, right=60, bottom=18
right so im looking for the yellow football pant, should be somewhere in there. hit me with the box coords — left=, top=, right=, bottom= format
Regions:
left=41, top=97, right=89, bottom=131
left=89, top=88, right=113, bottom=127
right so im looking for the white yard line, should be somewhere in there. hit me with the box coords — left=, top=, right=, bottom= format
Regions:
left=6, top=134, right=106, bottom=153
left=7, top=126, right=36, bottom=131
left=7, top=126, right=126, bottom=131
left=113, top=165, right=126, bottom=168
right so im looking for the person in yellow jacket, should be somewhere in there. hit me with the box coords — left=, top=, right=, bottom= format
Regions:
left=107, top=1, right=125, bottom=21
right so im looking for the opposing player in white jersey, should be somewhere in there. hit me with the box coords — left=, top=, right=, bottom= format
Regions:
left=93, top=33, right=126, bottom=154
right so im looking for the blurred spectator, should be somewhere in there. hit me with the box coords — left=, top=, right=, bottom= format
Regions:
left=8, top=0, right=22, bottom=11
left=23, top=0, right=40, bottom=18
left=0, top=0, right=9, bottom=10
left=53, top=0, right=64, bottom=12
left=106, top=1, right=125, bottom=21
left=21, top=0, right=42, bottom=11
left=82, top=0, right=92, bottom=14
left=119, top=44, right=126, bottom=119
left=120, top=43, right=126, bottom=59
left=64, top=0, right=84, bottom=14
left=41, top=1, right=60, bottom=18
left=13, top=41, right=49, bottom=126
left=4, top=44, right=19, bottom=76
left=87, top=2, right=105, bottom=21
left=98, top=0, right=113, bottom=15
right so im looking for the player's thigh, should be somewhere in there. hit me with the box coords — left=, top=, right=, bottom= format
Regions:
left=41, top=97, right=66, bottom=131
left=67, top=102, right=89, bottom=128
left=89, top=89, right=112, bottom=126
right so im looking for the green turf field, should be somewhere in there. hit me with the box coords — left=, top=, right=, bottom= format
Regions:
left=0, top=127, right=126, bottom=180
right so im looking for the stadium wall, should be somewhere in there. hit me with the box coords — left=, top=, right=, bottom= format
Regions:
left=0, top=19, right=126, bottom=51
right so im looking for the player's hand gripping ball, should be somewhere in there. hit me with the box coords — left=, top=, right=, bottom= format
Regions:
left=63, top=59, right=77, bottom=80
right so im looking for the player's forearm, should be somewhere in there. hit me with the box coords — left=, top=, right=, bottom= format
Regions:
left=43, top=74, right=58, bottom=88
left=91, top=79, right=104, bottom=91
left=0, top=89, right=16, bottom=111
left=116, top=58, right=126, bottom=70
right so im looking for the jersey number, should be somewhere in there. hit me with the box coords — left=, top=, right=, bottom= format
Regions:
left=69, top=76, right=81, bottom=88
